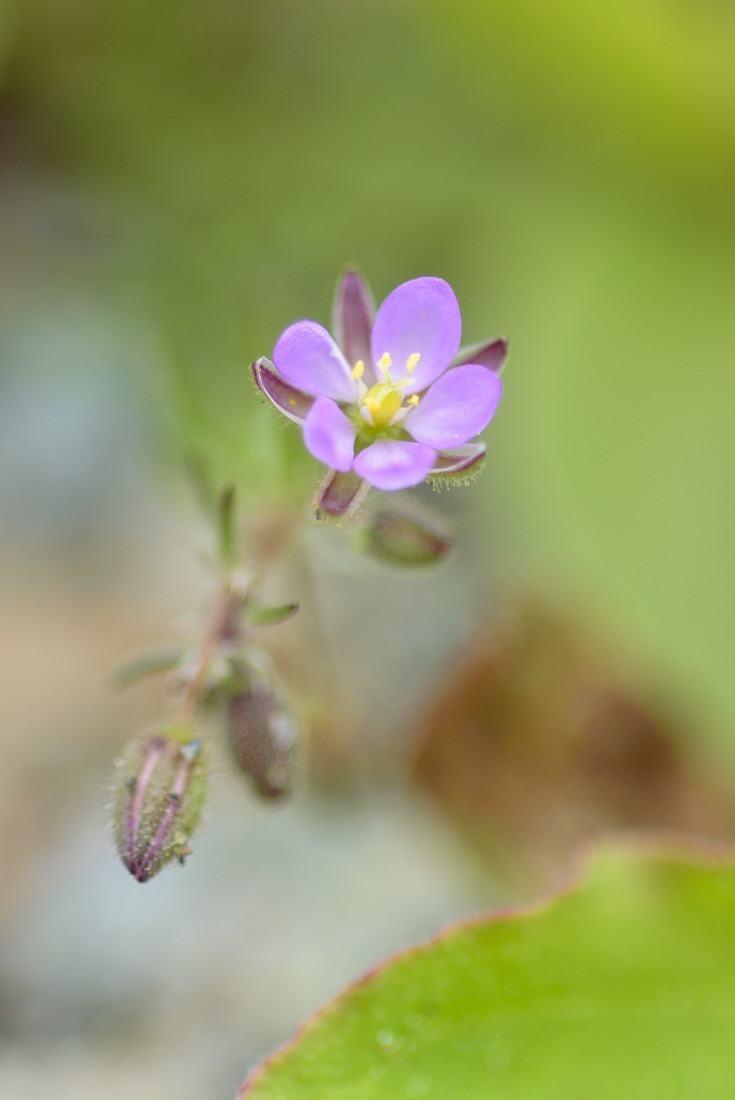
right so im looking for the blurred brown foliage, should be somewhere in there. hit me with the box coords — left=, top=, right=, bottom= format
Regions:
left=414, top=602, right=735, bottom=891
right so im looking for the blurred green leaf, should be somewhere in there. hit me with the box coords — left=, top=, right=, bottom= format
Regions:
left=241, top=844, right=735, bottom=1098
left=218, top=485, right=237, bottom=568
left=247, top=601, right=299, bottom=627
left=112, top=645, right=186, bottom=689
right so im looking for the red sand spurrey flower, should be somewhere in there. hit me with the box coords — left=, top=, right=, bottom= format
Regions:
left=252, top=269, right=506, bottom=498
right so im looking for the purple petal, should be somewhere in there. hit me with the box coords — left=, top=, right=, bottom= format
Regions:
left=274, top=321, right=356, bottom=403
left=453, top=337, right=508, bottom=374
left=314, top=469, right=370, bottom=522
left=332, top=267, right=375, bottom=380
left=428, top=442, right=486, bottom=475
left=371, top=277, right=461, bottom=394
left=303, top=396, right=356, bottom=473
left=405, top=364, right=502, bottom=449
left=251, top=358, right=314, bottom=424
left=352, top=440, right=437, bottom=491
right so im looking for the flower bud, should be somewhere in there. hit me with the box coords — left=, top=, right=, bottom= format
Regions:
left=112, top=727, right=207, bottom=883
left=356, top=505, right=454, bottom=569
left=227, top=662, right=298, bottom=800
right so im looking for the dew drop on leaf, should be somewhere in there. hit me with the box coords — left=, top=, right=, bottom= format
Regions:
left=405, top=1071, right=433, bottom=1097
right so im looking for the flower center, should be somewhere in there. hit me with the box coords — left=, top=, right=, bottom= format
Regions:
left=352, top=352, right=421, bottom=430
left=363, top=382, right=402, bottom=427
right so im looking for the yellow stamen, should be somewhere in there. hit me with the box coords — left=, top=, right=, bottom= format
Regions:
left=351, top=360, right=365, bottom=380
left=406, top=353, right=421, bottom=373
left=377, top=352, right=392, bottom=380
left=407, top=394, right=420, bottom=407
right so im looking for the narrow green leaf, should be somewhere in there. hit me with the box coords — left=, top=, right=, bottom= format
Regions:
left=247, top=602, right=300, bottom=627
left=111, top=645, right=187, bottom=690
left=218, top=485, right=237, bottom=567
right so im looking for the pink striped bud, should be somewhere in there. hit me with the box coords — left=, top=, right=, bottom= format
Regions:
left=112, top=727, right=207, bottom=883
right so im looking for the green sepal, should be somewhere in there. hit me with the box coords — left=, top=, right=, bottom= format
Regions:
left=426, top=443, right=487, bottom=490
left=314, top=469, right=370, bottom=525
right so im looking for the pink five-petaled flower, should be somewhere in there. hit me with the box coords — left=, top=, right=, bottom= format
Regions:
left=252, top=270, right=506, bottom=504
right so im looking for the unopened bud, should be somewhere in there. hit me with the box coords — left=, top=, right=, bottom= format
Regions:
left=112, top=727, right=207, bottom=883
left=357, top=505, right=453, bottom=569
left=227, top=662, right=298, bottom=800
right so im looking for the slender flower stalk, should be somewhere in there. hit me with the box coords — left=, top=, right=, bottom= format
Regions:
left=110, top=488, right=303, bottom=881
left=175, top=580, right=245, bottom=725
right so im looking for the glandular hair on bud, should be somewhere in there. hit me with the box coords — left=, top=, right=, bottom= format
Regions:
left=112, top=726, right=207, bottom=883
left=227, top=661, right=298, bottom=800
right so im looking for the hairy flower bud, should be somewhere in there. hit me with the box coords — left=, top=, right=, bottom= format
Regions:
left=227, top=661, right=298, bottom=800
left=112, top=727, right=207, bottom=883
left=357, top=504, right=453, bottom=569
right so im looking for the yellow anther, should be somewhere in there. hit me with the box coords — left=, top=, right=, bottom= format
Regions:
left=377, top=352, right=392, bottom=378
left=351, top=360, right=365, bottom=380
left=407, top=394, right=420, bottom=407
left=406, top=353, right=421, bottom=373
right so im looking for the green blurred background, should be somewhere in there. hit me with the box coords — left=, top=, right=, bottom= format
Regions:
left=1, top=0, right=734, bottom=1096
